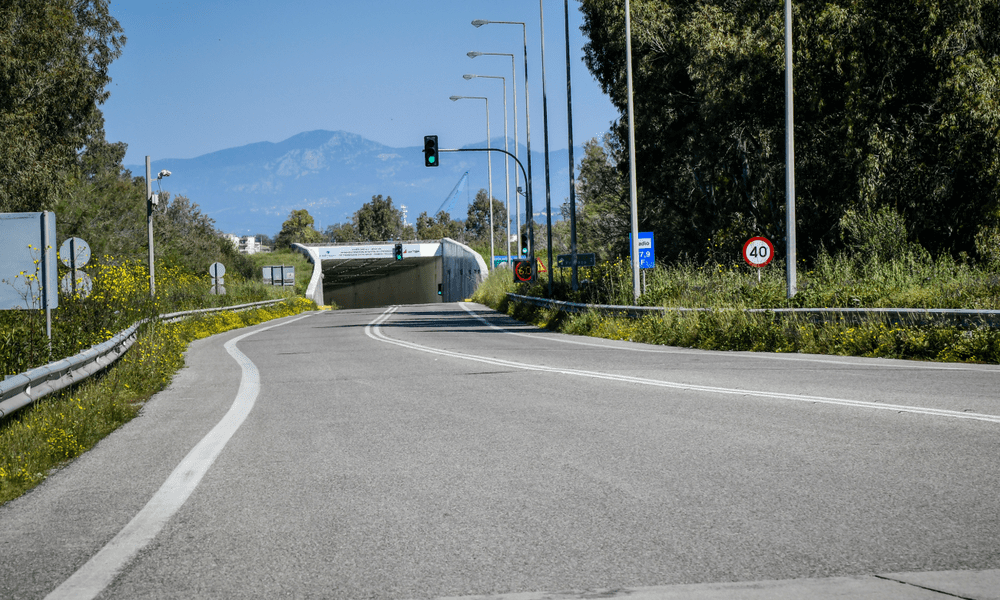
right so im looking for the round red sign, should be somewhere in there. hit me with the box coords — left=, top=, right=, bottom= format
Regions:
left=742, top=237, right=774, bottom=268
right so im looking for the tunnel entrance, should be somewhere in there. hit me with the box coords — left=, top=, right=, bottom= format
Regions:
left=293, top=240, right=487, bottom=309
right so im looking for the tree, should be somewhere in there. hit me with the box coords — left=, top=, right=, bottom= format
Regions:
left=0, top=0, right=126, bottom=213
left=575, top=135, right=629, bottom=260
left=353, top=194, right=402, bottom=241
left=274, top=209, right=323, bottom=249
left=465, top=189, right=508, bottom=249
left=579, top=0, right=1000, bottom=262
left=324, top=222, right=359, bottom=243
left=416, top=210, right=464, bottom=241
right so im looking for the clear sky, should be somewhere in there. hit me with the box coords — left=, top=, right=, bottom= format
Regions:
left=104, top=0, right=621, bottom=166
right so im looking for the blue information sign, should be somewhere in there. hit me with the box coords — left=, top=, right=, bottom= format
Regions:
left=629, top=232, right=655, bottom=269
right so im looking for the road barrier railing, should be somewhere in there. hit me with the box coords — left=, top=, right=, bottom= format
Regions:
left=0, top=299, right=290, bottom=419
left=505, top=294, right=1000, bottom=328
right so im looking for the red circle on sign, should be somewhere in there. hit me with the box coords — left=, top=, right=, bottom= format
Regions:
left=514, top=260, right=533, bottom=282
left=742, top=237, right=775, bottom=267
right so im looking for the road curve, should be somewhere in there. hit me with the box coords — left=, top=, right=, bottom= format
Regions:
left=1, top=303, right=997, bottom=599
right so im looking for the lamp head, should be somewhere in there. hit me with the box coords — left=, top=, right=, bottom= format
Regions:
left=463, top=74, right=475, bottom=80
left=467, top=51, right=482, bottom=58
left=157, top=170, right=171, bottom=179
left=471, top=19, right=488, bottom=28
left=449, top=96, right=462, bottom=101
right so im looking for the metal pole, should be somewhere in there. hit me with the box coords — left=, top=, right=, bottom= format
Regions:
left=510, top=55, right=521, bottom=259
left=540, top=0, right=554, bottom=297
left=70, top=237, right=77, bottom=297
left=564, top=0, right=579, bottom=291
left=521, top=24, right=535, bottom=279
left=146, top=156, right=155, bottom=298
left=784, top=0, right=797, bottom=298
left=486, top=97, right=494, bottom=271
left=625, top=0, right=641, bottom=301
left=501, top=78, right=510, bottom=263
left=42, top=211, right=51, bottom=343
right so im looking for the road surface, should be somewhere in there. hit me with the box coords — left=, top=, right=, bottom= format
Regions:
left=2, top=303, right=998, bottom=599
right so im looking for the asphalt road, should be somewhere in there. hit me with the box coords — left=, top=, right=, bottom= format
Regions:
left=2, top=302, right=999, bottom=599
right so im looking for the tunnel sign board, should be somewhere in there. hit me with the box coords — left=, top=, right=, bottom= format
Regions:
left=743, top=237, right=774, bottom=268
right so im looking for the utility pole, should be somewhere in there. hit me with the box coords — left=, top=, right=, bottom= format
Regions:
left=145, top=156, right=155, bottom=298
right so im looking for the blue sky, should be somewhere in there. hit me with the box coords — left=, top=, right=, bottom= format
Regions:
left=104, top=0, right=621, bottom=166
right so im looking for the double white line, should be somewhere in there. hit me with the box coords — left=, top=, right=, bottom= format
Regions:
left=367, top=305, right=1000, bottom=426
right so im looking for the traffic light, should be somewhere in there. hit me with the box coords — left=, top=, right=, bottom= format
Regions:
left=520, top=232, right=529, bottom=257
left=394, top=243, right=403, bottom=260
left=423, top=135, right=439, bottom=167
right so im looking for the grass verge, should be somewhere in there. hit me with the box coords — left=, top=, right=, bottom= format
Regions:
left=0, top=297, right=316, bottom=506
left=472, top=262, right=1000, bottom=364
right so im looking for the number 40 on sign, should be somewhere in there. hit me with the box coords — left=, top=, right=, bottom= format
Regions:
left=743, top=237, right=774, bottom=281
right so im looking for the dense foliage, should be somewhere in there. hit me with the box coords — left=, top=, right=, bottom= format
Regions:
left=0, top=0, right=124, bottom=213
left=578, top=0, right=1000, bottom=264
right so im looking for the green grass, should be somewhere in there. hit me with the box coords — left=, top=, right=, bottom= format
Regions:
left=0, top=297, right=316, bottom=506
left=472, top=250, right=1000, bottom=364
left=245, top=250, right=316, bottom=299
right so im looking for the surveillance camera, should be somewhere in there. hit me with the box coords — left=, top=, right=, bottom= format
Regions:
left=158, top=169, right=171, bottom=178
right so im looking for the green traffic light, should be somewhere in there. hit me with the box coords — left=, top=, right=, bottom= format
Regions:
left=428, top=156, right=435, bottom=164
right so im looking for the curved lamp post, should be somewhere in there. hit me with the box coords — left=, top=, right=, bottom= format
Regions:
left=464, top=73, right=510, bottom=263
left=449, top=94, right=495, bottom=270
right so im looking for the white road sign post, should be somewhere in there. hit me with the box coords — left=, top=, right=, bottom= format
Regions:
left=743, top=236, right=775, bottom=283
left=209, top=262, right=226, bottom=295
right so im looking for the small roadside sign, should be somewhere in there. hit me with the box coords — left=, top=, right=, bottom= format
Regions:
left=557, top=253, right=596, bottom=268
left=59, top=237, right=91, bottom=269
left=743, top=237, right=775, bottom=268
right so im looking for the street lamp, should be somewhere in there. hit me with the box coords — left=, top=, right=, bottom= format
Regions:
left=536, top=0, right=555, bottom=296
left=563, top=0, right=580, bottom=291
left=624, top=0, right=640, bottom=301
left=472, top=18, right=537, bottom=278
left=450, top=94, right=495, bottom=270
left=145, top=158, right=171, bottom=298
left=464, top=73, right=511, bottom=263
left=468, top=51, right=521, bottom=260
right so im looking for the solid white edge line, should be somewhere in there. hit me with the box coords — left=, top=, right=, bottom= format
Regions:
left=456, top=302, right=1000, bottom=374
left=45, top=313, right=313, bottom=600
left=369, top=306, right=1000, bottom=425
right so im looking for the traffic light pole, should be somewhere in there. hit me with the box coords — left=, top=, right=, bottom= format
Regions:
left=439, top=148, right=537, bottom=283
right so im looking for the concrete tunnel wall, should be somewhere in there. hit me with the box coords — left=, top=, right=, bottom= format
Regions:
left=440, top=238, right=486, bottom=303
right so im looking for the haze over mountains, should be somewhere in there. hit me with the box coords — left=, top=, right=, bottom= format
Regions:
left=127, top=130, right=584, bottom=238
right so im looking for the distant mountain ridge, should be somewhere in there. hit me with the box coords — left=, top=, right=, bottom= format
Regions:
left=127, top=130, right=583, bottom=237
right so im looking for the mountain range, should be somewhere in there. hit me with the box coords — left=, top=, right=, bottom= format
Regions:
left=126, top=130, right=585, bottom=238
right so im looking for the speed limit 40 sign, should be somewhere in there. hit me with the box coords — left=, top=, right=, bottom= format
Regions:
left=743, top=237, right=774, bottom=267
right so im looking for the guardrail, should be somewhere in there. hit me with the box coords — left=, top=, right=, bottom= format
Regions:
left=0, top=299, right=290, bottom=419
left=506, top=293, right=1000, bottom=328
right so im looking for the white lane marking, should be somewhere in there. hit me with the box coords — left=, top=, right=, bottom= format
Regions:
left=458, top=302, right=1000, bottom=374
left=370, top=306, right=1000, bottom=425
left=46, top=313, right=312, bottom=600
